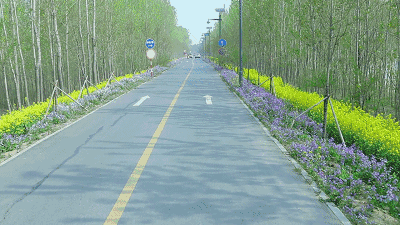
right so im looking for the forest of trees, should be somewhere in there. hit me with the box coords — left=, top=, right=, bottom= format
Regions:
left=204, top=0, right=400, bottom=121
left=0, top=0, right=191, bottom=115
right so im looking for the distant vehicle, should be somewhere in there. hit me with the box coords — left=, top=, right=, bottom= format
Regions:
left=195, top=54, right=201, bottom=58
left=189, top=54, right=193, bottom=58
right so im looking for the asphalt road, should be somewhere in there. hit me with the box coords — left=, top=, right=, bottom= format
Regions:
left=0, top=58, right=344, bottom=225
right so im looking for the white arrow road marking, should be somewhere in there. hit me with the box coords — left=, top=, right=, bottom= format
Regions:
left=133, top=95, right=150, bottom=106
left=203, top=95, right=212, bottom=105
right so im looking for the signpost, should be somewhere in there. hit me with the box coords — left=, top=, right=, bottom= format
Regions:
left=219, top=39, right=226, bottom=47
left=146, top=49, right=156, bottom=60
left=146, top=49, right=156, bottom=77
left=218, top=39, right=226, bottom=57
left=145, top=38, right=155, bottom=49
left=146, top=39, right=155, bottom=77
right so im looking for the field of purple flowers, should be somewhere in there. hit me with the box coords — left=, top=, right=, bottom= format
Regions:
left=0, top=58, right=183, bottom=162
left=204, top=57, right=400, bottom=225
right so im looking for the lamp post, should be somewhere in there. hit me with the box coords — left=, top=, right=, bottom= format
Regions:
left=215, top=6, right=225, bottom=39
left=239, top=0, right=243, bottom=87
left=209, top=6, right=225, bottom=66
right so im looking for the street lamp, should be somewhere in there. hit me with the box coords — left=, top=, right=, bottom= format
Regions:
left=207, top=5, right=225, bottom=39
left=215, top=6, right=225, bottom=39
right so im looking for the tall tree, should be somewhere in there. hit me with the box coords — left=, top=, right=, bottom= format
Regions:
left=12, top=0, right=29, bottom=106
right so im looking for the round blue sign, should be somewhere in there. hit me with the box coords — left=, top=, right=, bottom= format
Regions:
left=219, top=39, right=227, bottom=47
left=145, top=39, right=155, bottom=49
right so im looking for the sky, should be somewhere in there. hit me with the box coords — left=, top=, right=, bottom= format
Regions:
left=169, top=0, right=232, bottom=46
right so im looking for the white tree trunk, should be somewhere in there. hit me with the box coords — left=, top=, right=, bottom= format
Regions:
left=38, top=0, right=43, bottom=102
left=0, top=1, right=11, bottom=113
left=12, top=0, right=29, bottom=106
left=47, top=8, right=56, bottom=83
left=66, top=3, right=71, bottom=93
left=79, top=0, right=87, bottom=78
left=1, top=50, right=11, bottom=114
left=85, top=0, right=92, bottom=83
left=9, top=1, right=21, bottom=109
left=92, top=0, right=97, bottom=84
left=31, top=0, right=40, bottom=103
left=52, top=0, right=64, bottom=90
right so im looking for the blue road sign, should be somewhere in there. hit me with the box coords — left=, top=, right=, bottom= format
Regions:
left=219, top=39, right=227, bottom=47
left=204, top=33, right=209, bottom=36
left=145, top=39, right=155, bottom=49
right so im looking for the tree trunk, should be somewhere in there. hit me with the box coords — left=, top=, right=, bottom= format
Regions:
left=9, top=2, right=22, bottom=109
left=38, top=0, right=43, bottom=102
left=1, top=50, right=11, bottom=113
left=78, top=0, right=87, bottom=78
left=1, top=0, right=12, bottom=112
left=52, top=0, right=64, bottom=91
left=66, top=2, right=71, bottom=93
left=92, top=0, right=98, bottom=84
left=31, top=0, right=39, bottom=103
left=396, top=1, right=400, bottom=120
left=85, top=0, right=92, bottom=84
left=354, top=0, right=361, bottom=108
left=47, top=8, right=56, bottom=84
left=12, top=0, right=29, bottom=107
left=323, top=0, right=334, bottom=140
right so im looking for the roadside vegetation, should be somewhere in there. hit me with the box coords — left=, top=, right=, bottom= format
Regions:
left=0, top=0, right=191, bottom=118
left=205, top=57, right=400, bottom=225
left=0, top=58, right=183, bottom=163
left=206, top=0, right=400, bottom=125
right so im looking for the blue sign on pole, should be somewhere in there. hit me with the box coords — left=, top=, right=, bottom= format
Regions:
left=145, top=39, right=155, bottom=49
left=219, top=39, right=227, bottom=47
left=204, top=33, right=209, bottom=36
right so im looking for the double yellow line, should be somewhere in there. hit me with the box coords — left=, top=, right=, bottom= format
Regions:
left=104, top=60, right=194, bottom=225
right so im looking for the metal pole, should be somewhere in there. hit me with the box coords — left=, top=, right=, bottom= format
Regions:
left=150, top=59, right=153, bottom=77
left=219, top=13, right=222, bottom=39
left=239, top=0, right=243, bottom=87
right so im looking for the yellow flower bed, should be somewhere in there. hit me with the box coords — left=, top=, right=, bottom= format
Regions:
left=248, top=72, right=400, bottom=157
left=0, top=101, right=49, bottom=134
left=0, top=72, right=145, bottom=135
left=213, top=57, right=400, bottom=158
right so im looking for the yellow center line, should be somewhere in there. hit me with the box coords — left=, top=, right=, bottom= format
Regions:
left=104, top=60, right=194, bottom=225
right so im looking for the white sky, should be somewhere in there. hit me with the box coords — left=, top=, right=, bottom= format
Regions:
left=169, top=0, right=232, bottom=45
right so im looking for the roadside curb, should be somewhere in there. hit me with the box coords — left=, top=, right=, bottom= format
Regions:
left=220, top=74, right=352, bottom=225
